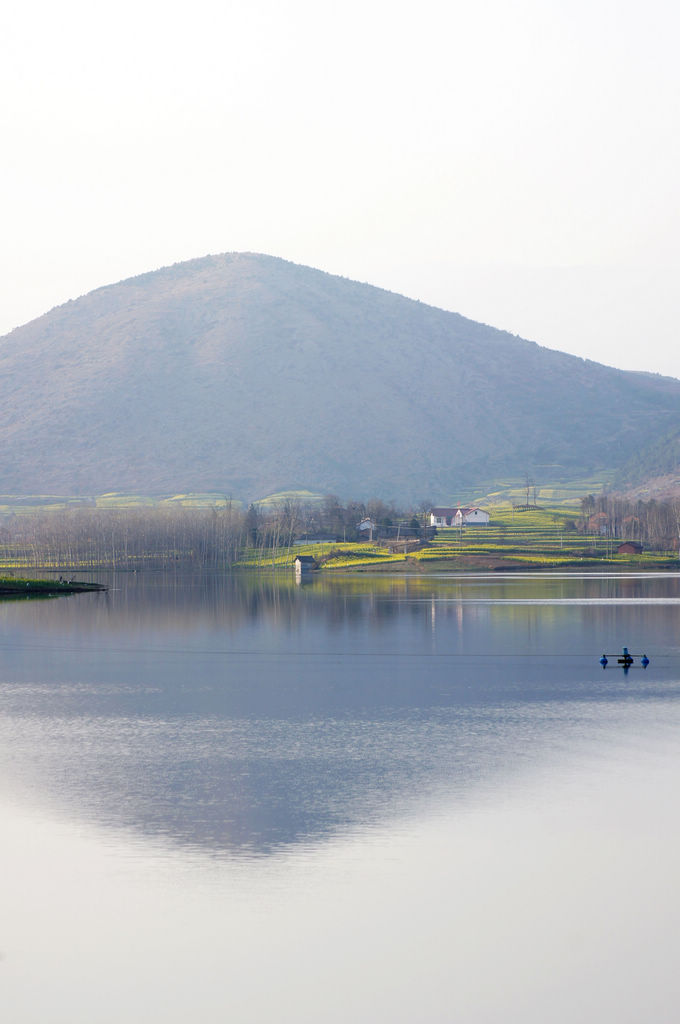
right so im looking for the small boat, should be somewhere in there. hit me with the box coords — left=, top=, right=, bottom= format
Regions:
left=599, top=647, right=649, bottom=671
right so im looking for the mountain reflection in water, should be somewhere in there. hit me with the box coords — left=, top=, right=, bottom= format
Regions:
left=1, top=570, right=679, bottom=855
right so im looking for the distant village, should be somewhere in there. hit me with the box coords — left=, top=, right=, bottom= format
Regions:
left=353, top=505, right=490, bottom=542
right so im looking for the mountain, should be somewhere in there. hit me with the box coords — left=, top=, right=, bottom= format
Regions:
left=611, top=428, right=680, bottom=497
left=1, top=252, right=679, bottom=502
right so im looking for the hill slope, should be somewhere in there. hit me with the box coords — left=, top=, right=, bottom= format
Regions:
left=1, top=252, right=679, bottom=501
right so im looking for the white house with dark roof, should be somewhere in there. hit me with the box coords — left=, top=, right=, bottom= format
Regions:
left=429, top=507, right=457, bottom=527
left=429, top=506, right=490, bottom=527
left=294, top=555, right=318, bottom=576
left=455, top=506, right=490, bottom=526
left=357, top=517, right=377, bottom=540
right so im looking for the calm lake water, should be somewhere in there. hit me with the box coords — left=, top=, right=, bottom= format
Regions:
left=2, top=570, right=680, bottom=1022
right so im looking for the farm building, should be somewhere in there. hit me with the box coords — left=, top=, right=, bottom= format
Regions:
left=455, top=506, right=490, bottom=526
left=429, top=506, right=490, bottom=527
left=617, top=541, right=643, bottom=555
left=294, top=555, right=318, bottom=576
left=357, top=517, right=377, bottom=540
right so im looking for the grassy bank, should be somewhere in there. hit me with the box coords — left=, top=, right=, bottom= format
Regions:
left=0, top=577, right=107, bottom=595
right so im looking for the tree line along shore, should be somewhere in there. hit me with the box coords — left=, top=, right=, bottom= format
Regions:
left=0, top=493, right=678, bottom=575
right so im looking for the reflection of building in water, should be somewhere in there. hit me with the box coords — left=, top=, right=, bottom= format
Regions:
left=428, top=592, right=492, bottom=643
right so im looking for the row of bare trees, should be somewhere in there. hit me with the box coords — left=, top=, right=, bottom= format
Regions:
left=0, top=505, right=247, bottom=570
left=245, top=495, right=418, bottom=548
left=0, top=495, right=424, bottom=570
left=579, top=494, right=680, bottom=550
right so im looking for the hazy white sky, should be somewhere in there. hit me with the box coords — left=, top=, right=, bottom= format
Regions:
left=3, top=0, right=679, bottom=376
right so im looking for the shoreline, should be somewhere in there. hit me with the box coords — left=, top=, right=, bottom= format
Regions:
left=0, top=577, right=107, bottom=595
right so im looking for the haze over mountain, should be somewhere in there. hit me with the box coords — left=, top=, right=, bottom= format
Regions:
left=2, top=252, right=679, bottom=503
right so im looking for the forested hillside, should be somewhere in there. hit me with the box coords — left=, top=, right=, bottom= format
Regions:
left=611, top=428, right=680, bottom=496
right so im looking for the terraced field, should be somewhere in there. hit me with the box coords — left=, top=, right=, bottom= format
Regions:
left=274, top=506, right=678, bottom=572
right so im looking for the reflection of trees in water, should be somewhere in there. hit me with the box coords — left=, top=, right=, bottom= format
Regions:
left=4, top=571, right=680, bottom=856
left=14, top=570, right=680, bottom=644
left=13, top=571, right=442, bottom=636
